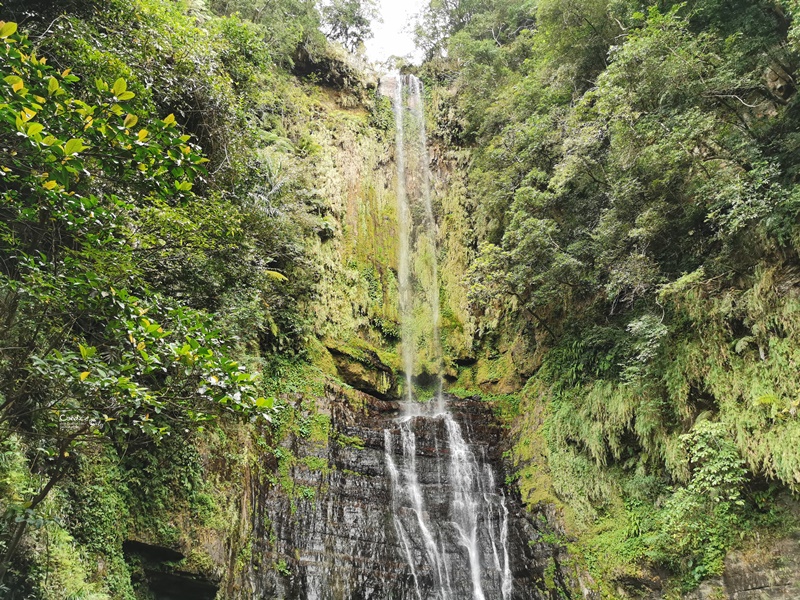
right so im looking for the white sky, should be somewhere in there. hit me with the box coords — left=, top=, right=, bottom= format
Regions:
left=364, top=0, right=427, bottom=65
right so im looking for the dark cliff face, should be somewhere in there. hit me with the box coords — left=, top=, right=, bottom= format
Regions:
left=243, top=391, right=566, bottom=600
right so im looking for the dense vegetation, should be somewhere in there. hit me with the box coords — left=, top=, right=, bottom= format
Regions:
left=0, top=0, right=379, bottom=595
left=4, top=0, right=800, bottom=596
left=419, top=0, right=800, bottom=592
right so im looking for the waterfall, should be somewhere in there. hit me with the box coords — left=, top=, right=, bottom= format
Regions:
left=383, top=74, right=514, bottom=600
left=393, top=77, right=415, bottom=404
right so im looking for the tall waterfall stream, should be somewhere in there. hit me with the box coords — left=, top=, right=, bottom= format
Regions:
left=383, top=74, right=515, bottom=600
left=252, top=76, right=551, bottom=600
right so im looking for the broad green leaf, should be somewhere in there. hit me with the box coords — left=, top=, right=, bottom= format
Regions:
left=64, top=138, right=85, bottom=155
left=47, top=77, right=59, bottom=95
left=0, top=21, right=18, bottom=38
left=112, top=77, right=127, bottom=96
left=27, top=122, right=43, bottom=137
left=123, top=113, right=138, bottom=128
left=117, top=91, right=135, bottom=101
left=78, top=344, right=96, bottom=359
left=3, top=75, right=21, bottom=85
left=256, top=397, right=275, bottom=409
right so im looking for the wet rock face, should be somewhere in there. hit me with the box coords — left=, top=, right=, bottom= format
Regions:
left=245, top=393, right=561, bottom=600
left=680, top=538, right=800, bottom=600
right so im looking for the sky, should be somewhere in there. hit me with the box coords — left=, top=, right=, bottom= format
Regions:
left=363, top=0, right=427, bottom=65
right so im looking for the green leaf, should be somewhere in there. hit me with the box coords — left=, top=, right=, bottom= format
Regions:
left=117, top=91, right=135, bottom=101
left=64, top=138, right=85, bottom=155
left=0, top=21, right=18, bottom=38
left=123, top=113, right=138, bottom=128
left=47, top=77, right=59, bottom=95
left=27, top=122, right=43, bottom=137
left=78, top=344, right=96, bottom=360
left=255, top=397, right=275, bottom=409
left=112, top=77, right=127, bottom=96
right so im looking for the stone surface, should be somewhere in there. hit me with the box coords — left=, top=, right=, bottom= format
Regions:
left=242, top=392, right=564, bottom=599
left=723, top=538, right=800, bottom=599
left=327, top=344, right=398, bottom=400
left=655, top=538, right=800, bottom=600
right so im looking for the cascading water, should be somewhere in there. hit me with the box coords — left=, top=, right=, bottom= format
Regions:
left=393, top=77, right=415, bottom=404
left=383, top=73, right=514, bottom=600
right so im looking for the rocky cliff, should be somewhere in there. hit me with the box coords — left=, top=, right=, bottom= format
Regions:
left=241, top=390, right=566, bottom=600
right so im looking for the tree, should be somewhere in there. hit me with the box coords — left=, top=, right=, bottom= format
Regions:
left=319, top=0, right=378, bottom=52
left=0, top=20, right=275, bottom=579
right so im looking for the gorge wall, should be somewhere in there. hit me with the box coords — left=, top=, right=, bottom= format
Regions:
left=241, top=391, right=563, bottom=600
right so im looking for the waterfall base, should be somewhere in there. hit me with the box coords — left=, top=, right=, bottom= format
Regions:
left=247, top=390, right=567, bottom=600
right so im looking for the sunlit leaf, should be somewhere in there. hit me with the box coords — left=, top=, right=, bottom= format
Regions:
left=64, top=138, right=85, bottom=155
left=112, top=77, right=127, bottom=96
left=19, top=107, right=36, bottom=122
left=0, top=21, right=18, bottom=38
left=255, top=397, right=275, bottom=409
left=265, top=270, right=288, bottom=282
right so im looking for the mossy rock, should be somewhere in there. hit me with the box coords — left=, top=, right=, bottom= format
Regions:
left=325, top=341, right=398, bottom=399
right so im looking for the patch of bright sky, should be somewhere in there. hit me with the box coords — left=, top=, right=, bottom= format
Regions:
left=364, top=0, right=427, bottom=66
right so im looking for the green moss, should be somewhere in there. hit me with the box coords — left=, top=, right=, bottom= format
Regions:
left=307, top=337, right=340, bottom=377
left=308, top=414, right=332, bottom=445
left=301, top=456, right=330, bottom=472
left=447, top=385, right=521, bottom=424
left=335, top=433, right=365, bottom=450
left=475, top=352, right=517, bottom=391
